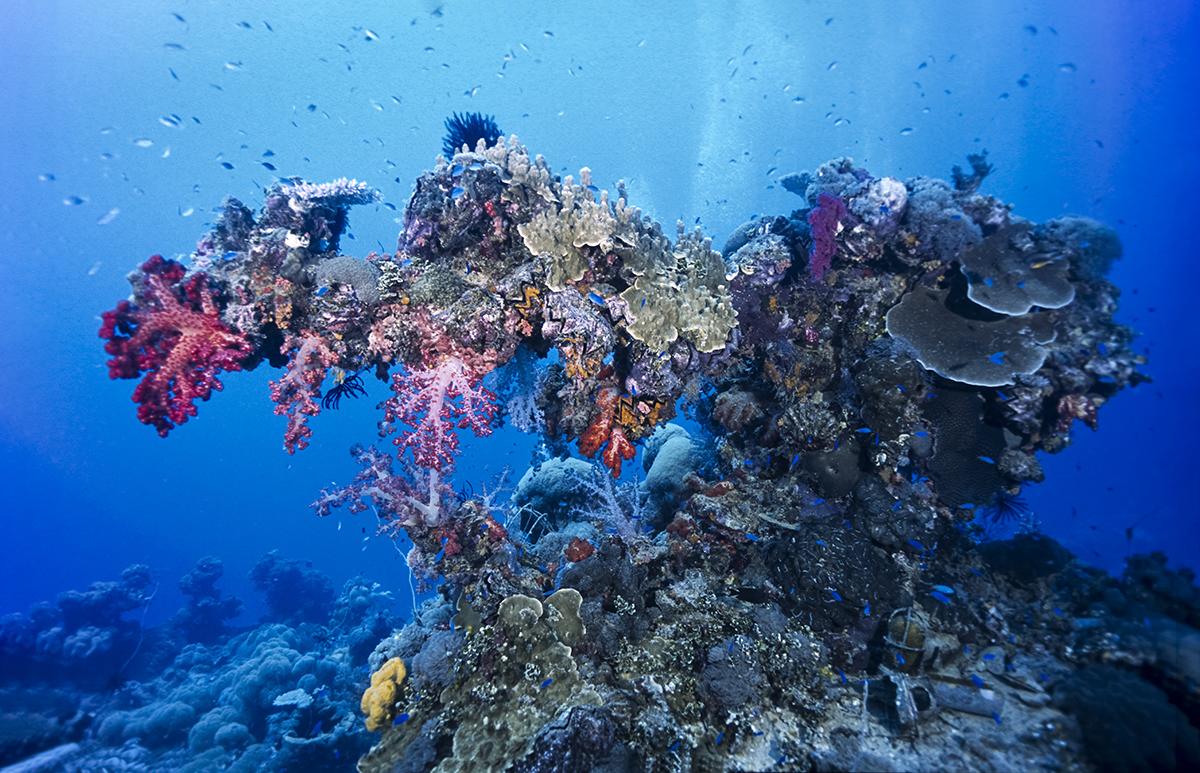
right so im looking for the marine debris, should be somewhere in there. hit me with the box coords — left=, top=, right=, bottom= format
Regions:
left=78, top=138, right=1196, bottom=771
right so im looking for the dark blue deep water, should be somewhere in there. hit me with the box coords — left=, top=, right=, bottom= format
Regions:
left=1, top=2, right=1197, bottom=770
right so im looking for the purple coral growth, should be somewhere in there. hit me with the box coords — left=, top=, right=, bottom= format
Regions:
left=807, top=192, right=848, bottom=281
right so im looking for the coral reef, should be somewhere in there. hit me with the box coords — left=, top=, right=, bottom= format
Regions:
left=85, top=138, right=1183, bottom=771
left=0, top=557, right=403, bottom=770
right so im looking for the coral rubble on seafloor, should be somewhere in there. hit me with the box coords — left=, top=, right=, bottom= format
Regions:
left=57, top=136, right=1200, bottom=771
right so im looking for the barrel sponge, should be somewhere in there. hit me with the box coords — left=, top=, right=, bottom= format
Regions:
left=959, top=223, right=1074, bottom=315
left=885, top=286, right=1055, bottom=387
left=361, top=657, right=406, bottom=732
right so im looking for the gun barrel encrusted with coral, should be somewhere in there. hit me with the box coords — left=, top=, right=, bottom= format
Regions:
left=99, top=137, right=1149, bottom=771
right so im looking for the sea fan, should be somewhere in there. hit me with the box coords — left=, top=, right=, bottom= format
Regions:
left=442, top=112, right=502, bottom=157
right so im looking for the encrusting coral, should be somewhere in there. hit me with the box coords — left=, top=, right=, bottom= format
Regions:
left=361, top=657, right=407, bottom=733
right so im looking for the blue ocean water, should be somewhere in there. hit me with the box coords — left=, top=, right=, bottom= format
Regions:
left=3, top=0, right=1194, bottom=619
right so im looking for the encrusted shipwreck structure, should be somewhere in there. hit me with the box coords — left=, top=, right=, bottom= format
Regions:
left=94, top=137, right=1200, bottom=771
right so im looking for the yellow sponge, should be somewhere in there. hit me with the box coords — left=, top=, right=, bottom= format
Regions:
left=361, top=657, right=407, bottom=732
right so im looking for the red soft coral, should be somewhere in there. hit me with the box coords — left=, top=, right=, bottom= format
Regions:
left=578, top=386, right=636, bottom=478
left=379, top=356, right=498, bottom=471
left=269, top=332, right=339, bottom=453
left=99, top=255, right=252, bottom=436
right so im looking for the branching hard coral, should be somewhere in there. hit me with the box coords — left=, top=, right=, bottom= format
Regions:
left=269, top=332, right=339, bottom=453
left=619, top=222, right=737, bottom=353
left=276, top=178, right=381, bottom=212
left=379, top=356, right=499, bottom=472
left=99, top=255, right=253, bottom=437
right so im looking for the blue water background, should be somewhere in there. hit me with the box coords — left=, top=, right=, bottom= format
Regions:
left=1, top=0, right=1196, bottom=619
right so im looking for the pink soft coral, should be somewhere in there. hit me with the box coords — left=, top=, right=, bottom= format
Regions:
left=311, top=445, right=451, bottom=532
left=269, top=332, right=339, bottom=453
left=379, top=356, right=498, bottom=471
left=99, top=255, right=252, bottom=436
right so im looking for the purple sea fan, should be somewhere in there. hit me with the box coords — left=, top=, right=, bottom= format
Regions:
left=807, top=192, right=848, bottom=281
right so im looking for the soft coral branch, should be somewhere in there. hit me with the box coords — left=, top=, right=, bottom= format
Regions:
left=379, top=356, right=498, bottom=471
left=268, top=332, right=339, bottom=453
left=579, top=386, right=636, bottom=478
left=312, top=445, right=451, bottom=532
left=99, top=255, right=252, bottom=436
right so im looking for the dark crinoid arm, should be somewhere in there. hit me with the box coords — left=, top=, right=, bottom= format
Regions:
left=442, top=112, right=502, bottom=157
left=321, top=372, right=367, bottom=411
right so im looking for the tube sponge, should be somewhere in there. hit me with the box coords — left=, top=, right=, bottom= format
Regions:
left=361, top=657, right=406, bottom=732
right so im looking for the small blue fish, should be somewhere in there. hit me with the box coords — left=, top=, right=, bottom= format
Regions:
left=539, top=677, right=554, bottom=689
left=855, top=427, right=873, bottom=434
left=312, top=720, right=324, bottom=734
left=668, top=740, right=681, bottom=753
left=222, top=251, right=238, bottom=260
left=977, top=455, right=996, bottom=464
left=932, top=584, right=954, bottom=595
left=433, top=548, right=446, bottom=562
left=450, top=186, right=465, bottom=199
left=983, top=652, right=996, bottom=661
left=914, top=430, right=928, bottom=437
left=450, top=164, right=464, bottom=175
left=815, top=539, right=827, bottom=547
left=220, top=161, right=234, bottom=170
left=988, top=351, right=1005, bottom=365
left=588, top=291, right=605, bottom=305
left=393, top=712, right=410, bottom=725
left=863, top=603, right=871, bottom=616
left=992, top=712, right=1002, bottom=725
left=930, top=590, right=952, bottom=605
left=315, top=286, right=329, bottom=297
left=812, top=497, right=826, bottom=505
left=970, top=674, right=986, bottom=689
left=837, top=668, right=847, bottom=684
left=895, top=652, right=907, bottom=665
left=745, top=533, right=759, bottom=542
left=891, top=501, right=903, bottom=511
left=715, top=731, right=724, bottom=746
left=908, top=539, right=926, bottom=552
left=827, top=588, right=843, bottom=602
